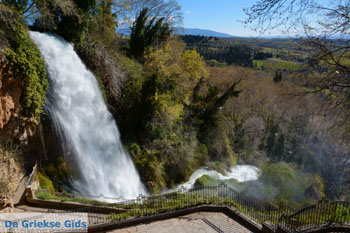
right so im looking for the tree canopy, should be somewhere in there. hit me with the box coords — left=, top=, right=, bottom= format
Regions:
left=115, top=0, right=182, bottom=27
left=129, top=7, right=171, bottom=61
left=245, top=0, right=350, bottom=139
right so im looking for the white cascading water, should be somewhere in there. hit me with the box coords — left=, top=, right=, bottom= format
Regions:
left=177, top=165, right=261, bottom=190
left=29, top=32, right=146, bottom=199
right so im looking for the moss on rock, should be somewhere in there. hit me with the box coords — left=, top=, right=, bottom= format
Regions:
left=0, top=5, right=48, bottom=119
left=194, top=174, right=239, bottom=187
left=36, top=171, right=56, bottom=192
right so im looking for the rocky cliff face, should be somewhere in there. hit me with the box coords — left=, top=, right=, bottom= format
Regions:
left=0, top=48, right=30, bottom=211
left=0, top=49, right=38, bottom=144
left=0, top=148, right=25, bottom=210
left=0, top=49, right=20, bottom=128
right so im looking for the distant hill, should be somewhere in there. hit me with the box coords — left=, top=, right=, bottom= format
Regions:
left=116, top=27, right=131, bottom=35
left=174, top=28, right=233, bottom=38
left=116, top=27, right=234, bottom=38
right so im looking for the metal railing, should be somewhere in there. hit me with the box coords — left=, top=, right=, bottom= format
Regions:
left=26, top=162, right=38, bottom=187
left=35, top=183, right=293, bottom=226
left=278, top=198, right=350, bottom=232
left=33, top=184, right=350, bottom=232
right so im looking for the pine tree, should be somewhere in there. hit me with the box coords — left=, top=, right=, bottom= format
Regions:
left=273, top=134, right=286, bottom=161
left=129, top=8, right=171, bottom=61
left=266, top=124, right=279, bottom=158
left=273, top=71, right=282, bottom=83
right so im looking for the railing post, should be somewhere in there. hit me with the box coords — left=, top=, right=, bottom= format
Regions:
left=218, top=182, right=227, bottom=205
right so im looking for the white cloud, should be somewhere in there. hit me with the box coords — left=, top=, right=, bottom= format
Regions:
left=186, top=10, right=191, bottom=15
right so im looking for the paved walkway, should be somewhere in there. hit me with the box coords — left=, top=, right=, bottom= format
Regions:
left=109, top=212, right=253, bottom=233
left=13, top=176, right=28, bottom=205
left=4, top=206, right=253, bottom=232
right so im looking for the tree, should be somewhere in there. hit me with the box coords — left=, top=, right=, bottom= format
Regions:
left=0, top=0, right=81, bottom=36
left=245, top=0, right=350, bottom=139
left=115, top=0, right=182, bottom=27
left=1, top=0, right=28, bottom=12
left=266, top=124, right=278, bottom=158
left=89, top=0, right=117, bottom=45
left=273, top=71, right=282, bottom=83
left=3, top=0, right=116, bottom=44
left=198, top=79, right=241, bottom=139
left=273, top=134, right=286, bottom=161
left=129, top=7, right=171, bottom=61
left=245, top=0, right=350, bottom=199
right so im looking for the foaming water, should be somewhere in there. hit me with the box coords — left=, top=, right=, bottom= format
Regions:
left=30, top=32, right=146, bottom=199
left=177, top=165, right=261, bottom=190
left=226, top=165, right=261, bottom=182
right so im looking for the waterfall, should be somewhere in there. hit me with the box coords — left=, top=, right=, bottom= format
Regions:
left=30, top=32, right=146, bottom=199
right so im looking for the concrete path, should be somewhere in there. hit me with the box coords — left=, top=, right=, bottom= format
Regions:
left=108, top=212, right=253, bottom=233
left=13, top=176, right=28, bottom=205
left=10, top=204, right=67, bottom=213
left=5, top=205, right=254, bottom=232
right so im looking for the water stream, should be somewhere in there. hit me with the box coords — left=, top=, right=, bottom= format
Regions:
left=177, top=165, right=261, bottom=190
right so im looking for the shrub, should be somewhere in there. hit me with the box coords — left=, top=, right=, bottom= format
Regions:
left=0, top=5, right=48, bottom=118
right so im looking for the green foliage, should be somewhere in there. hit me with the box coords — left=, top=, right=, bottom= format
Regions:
left=34, top=190, right=56, bottom=200
left=2, top=0, right=341, bottom=208
left=57, top=14, right=88, bottom=45
left=254, top=162, right=325, bottom=208
left=194, top=80, right=241, bottom=164
left=119, top=57, right=145, bottom=140
left=34, top=157, right=71, bottom=193
left=35, top=185, right=348, bottom=229
left=193, top=175, right=239, bottom=187
left=283, top=201, right=350, bottom=229
left=254, top=59, right=302, bottom=71
left=264, top=122, right=288, bottom=162
left=36, top=171, right=56, bottom=192
left=231, top=119, right=254, bottom=162
left=121, top=37, right=247, bottom=190
left=265, top=124, right=278, bottom=158
left=180, top=35, right=254, bottom=67
left=120, top=38, right=215, bottom=190
left=0, top=5, right=48, bottom=118
left=2, top=0, right=28, bottom=12
left=273, top=70, right=282, bottom=83
left=107, top=191, right=245, bottom=222
left=273, top=134, right=286, bottom=161
left=207, top=161, right=226, bottom=175
left=181, top=49, right=209, bottom=82
left=88, top=0, right=117, bottom=46
left=35, top=190, right=109, bottom=205
left=194, top=175, right=216, bottom=187
left=329, top=205, right=350, bottom=223
left=129, top=8, right=171, bottom=61
left=129, top=143, right=166, bottom=193
left=95, top=74, right=108, bottom=103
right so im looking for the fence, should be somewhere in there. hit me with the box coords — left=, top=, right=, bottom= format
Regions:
left=26, top=162, right=38, bottom=187
left=34, top=183, right=294, bottom=226
left=278, top=198, right=350, bottom=232
left=31, top=184, right=350, bottom=232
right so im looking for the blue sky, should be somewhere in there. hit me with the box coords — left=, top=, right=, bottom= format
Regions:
left=177, top=0, right=260, bottom=36
left=177, top=0, right=334, bottom=37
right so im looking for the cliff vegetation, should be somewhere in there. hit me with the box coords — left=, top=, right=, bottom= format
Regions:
left=0, top=0, right=349, bottom=211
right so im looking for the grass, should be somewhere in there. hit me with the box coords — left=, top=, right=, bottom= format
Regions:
left=35, top=188, right=282, bottom=224
left=106, top=190, right=289, bottom=224
left=282, top=203, right=350, bottom=229
left=35, top=188, right=350, bottom=228
left=254, top=58, right=302, bottom=71
left=35, top=190, right=109, bottom=205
